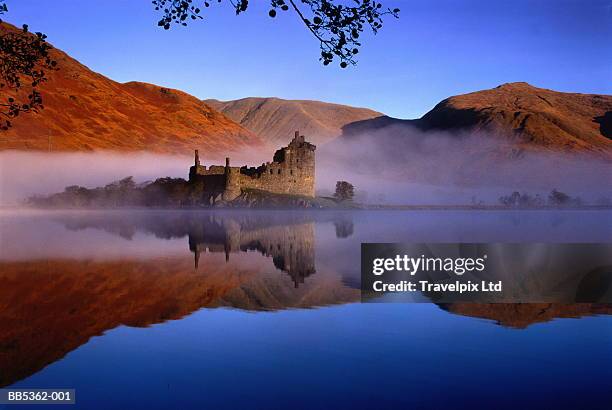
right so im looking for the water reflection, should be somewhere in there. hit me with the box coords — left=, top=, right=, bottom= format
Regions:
left=333, top=217, right=354, bottom=238
left=187, top=215, right=316, bottom=288
left=0, top=209, right=610, bottom=389
left=439, top=302, right=612, bottom=328
left=0, top=211, right=360, bottom=387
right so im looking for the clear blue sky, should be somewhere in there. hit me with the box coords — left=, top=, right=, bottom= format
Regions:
left=3, top=0, right=611, bottom=118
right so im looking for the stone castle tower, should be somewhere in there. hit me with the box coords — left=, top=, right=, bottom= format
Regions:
left=189, top=131, right=316, bottom=202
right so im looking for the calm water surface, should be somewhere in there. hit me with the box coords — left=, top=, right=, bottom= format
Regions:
left=0, top=210, right=610, bottom=409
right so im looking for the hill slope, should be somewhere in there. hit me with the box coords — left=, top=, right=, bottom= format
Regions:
left=340, top=82, right=612, bottom=156
left=419, top=82, right=611, bottom=154
left=0, top=23, right=262, bottom=154
left=205, top=97, right=382, bottom=145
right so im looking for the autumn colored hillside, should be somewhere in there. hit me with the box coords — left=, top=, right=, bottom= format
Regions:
left=440, top=303, right=612, bottom=329
left=0, top=256, right=358, bottom=386
left=340, top=82, right=612, bottom=157
left=205, top=97, right=382, bottom=145
left=420, top=82, right=612, bottom=154
left=2, top=21, right=610, bottom=159
left=0, top=23, right=263, bottom=154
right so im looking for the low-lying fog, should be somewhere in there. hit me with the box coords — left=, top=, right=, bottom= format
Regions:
left=1, top=127, right=610, bottom=206
left=318, top=125, right=612, bottom=205
left=0, top=149, right=273, bottom=206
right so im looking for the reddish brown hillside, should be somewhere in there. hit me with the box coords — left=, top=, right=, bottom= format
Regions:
left=441, top=303, right=612, bottom=329
left=205, top=97, right=382, bottom=145
left=419, top=82, right=612, bottom=154
left=0, top=256, right=358, bottom=386
left=338, top=83, right=612, bottom=158
left=0, top=23, right=263, bottom=153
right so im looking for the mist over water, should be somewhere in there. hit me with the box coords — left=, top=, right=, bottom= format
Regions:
left=1, top=126, right=610, bottom=207
left=0, top=149, right=273, bottom=206
left=318, top=125, right=612, bottom=204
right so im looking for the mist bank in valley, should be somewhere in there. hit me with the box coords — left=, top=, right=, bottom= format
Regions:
left=1, top=127, right=610, bottom=207
left=317, top=123, right=612, bottom=205
left=0, top=149, right=274, bottom=206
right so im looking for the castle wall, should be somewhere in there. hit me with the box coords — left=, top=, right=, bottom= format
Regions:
left=189, top=170, right=226, bottom=192
left=238, top=135, right=315, bottom=197
left=188, top=132, right=316, bottom=201
left=223, top=167, right=242, bottom=201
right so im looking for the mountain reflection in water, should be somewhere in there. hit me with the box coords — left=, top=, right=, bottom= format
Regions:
left=0, top=209, right=610, bottom=390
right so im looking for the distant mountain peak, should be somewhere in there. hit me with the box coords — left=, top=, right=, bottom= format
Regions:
left=205, top=96, right=383, bottom=145
left=495, top=81, right=536, bottom=90
left=339, top=82, right=612, bottom=157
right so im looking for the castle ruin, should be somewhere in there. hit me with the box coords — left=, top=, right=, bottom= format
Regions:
left=189, top=131, right=316, bottom=202
left=188, top=216, right=316, bottom=288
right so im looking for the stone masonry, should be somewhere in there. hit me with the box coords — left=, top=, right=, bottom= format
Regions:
left=189, top=131, right=316, bottom=202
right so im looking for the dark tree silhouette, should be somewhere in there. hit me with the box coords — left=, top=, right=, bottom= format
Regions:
left=498, top=191, right=544, bottom=208
left=0, top=1, right=56, bottom=130
left=548, top=189, right=581, bottom=207
left=152, top=0, right=399, bottom=67
left=334, top=180, right=354, bottom=201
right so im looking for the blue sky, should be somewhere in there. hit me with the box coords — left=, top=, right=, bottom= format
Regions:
left=3, top=0, right=611, bottom=118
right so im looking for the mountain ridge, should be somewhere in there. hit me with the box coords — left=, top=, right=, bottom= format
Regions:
left=340, top=82, right=611, bottom=157
left=0, top=22, right=263, bottom=154
left=1, top=21, right=609, bottom=157
left=204, top=96, right=383, bottom=145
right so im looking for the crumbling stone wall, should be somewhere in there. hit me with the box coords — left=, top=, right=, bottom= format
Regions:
left=189, top=131, right=316, bottom=202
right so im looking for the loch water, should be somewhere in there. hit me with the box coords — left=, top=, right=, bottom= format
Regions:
left=0, top=209, right=610, bottom=409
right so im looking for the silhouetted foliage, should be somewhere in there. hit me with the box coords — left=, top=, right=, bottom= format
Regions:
left=547, top=189, right=570, bottom=206
left=28, top=176, right=344, bottom=209
left=27, top=176, right=203, bottom=208
left=548, top=189, right=582, bottom=207
left=0, top=1, right=56, bottom=130
left=105, top=176, right=136, bottom=191
left=498, top=191, right=544, bottom=208
left=152, top=0, right=399, bottom=67
left=334, top=180, right=354, bottom=201
left=498, top=189, right=583, bottom=208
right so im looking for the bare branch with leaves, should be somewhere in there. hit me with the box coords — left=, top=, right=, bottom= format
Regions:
left=0, top=1, right=56, bottom=130
left=152, top=0, right=399, bottom=67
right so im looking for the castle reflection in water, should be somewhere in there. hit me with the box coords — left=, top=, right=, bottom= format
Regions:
left=188, top=215, right=316, bottom=288
left=55, top=211, right=351, bottom=289
left=0, top=211, right=358, bottom=388
left=0, top=209, right=610, bottom=389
